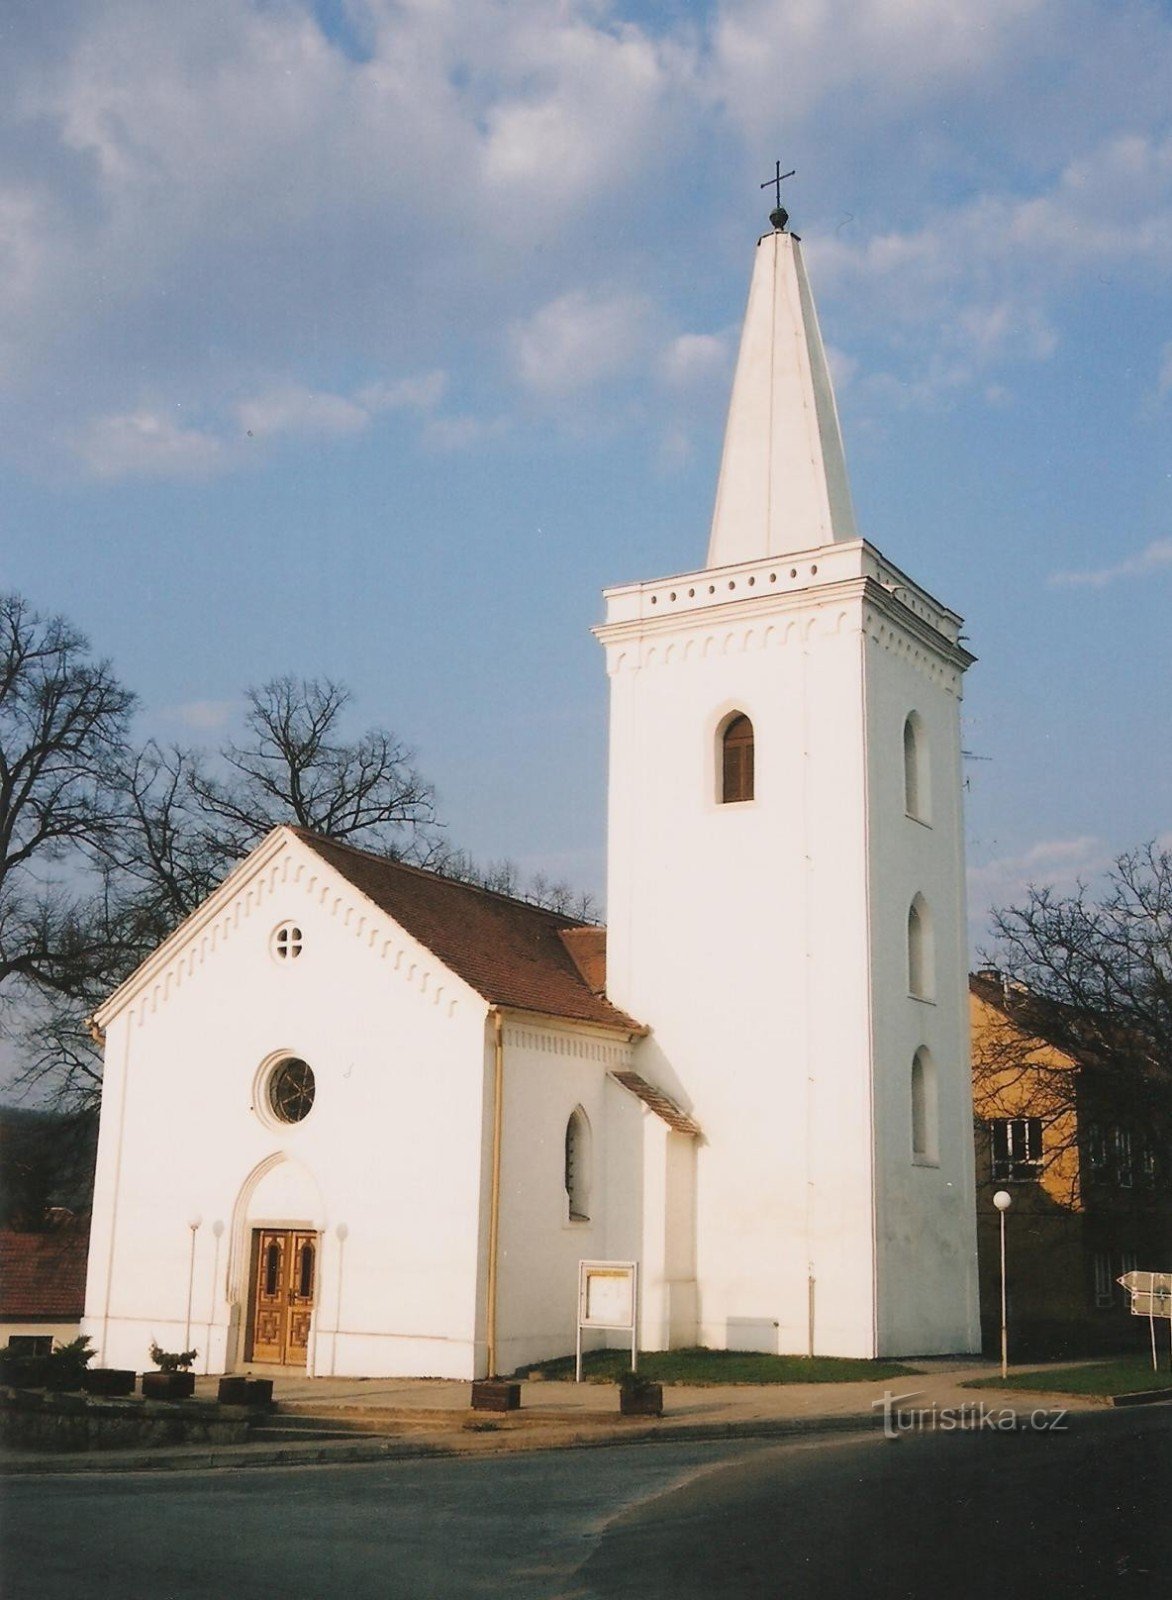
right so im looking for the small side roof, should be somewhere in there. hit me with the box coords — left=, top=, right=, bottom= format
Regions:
left=291, top=831, right=642, bottom=1034
left=610, top=1069, right=701, bottom=1136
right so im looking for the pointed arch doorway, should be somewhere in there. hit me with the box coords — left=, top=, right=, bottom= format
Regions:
left=247, top=1229, right=317, bottom=1365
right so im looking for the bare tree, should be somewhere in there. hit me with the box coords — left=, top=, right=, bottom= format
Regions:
left=975, top=844, right=1172, bottom=1199
left=3, top=619, right=596, bottom=1108
left=0, top=593, right=133, bottom=1002
left=189, top=677, right=436, bottom=857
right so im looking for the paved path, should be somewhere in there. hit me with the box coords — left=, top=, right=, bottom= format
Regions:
left=2, top=1357, right=1135, bottom=1476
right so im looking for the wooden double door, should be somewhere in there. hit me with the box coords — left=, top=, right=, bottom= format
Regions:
left=247, top=1228, right=317, bottom=1365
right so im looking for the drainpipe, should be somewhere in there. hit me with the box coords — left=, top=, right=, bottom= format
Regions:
left=485, top=1008, right=505, bottom=1378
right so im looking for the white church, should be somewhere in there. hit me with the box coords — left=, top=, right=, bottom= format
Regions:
left=82, top=207, right=981, bottom=1379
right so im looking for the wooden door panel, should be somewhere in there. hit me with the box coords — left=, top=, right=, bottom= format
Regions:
left=247, top=1228, right=316, bottom=1365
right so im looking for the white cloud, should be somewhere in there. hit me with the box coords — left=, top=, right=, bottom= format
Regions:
left=76, top=369, right=452, bottom=478
left=77, top=409, right=225, bottom=480
left=510, top=289, right=653, bottom=397
left=2, top=0, right=1169, bottom=461
left=357, top=372, right=448, bottom=413
left=660, top=332, right=733, bottom=391
left=712, top=0, right=1055, bottom=135
left=235, top=386, right=370, bottom=441
left=806, top=130, right=1172, bottom=397
left=1049, top=538, right=1172, bottom=589
left=422, top=413, right=508, bottom=451
left=967, top=834, right=1108, bottom=938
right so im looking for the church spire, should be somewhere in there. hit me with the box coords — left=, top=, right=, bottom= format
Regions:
left=706, top=205, right=858, bottom=568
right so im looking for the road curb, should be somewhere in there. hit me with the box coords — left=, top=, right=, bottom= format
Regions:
left=0, top=1409, right=878, bottom=1477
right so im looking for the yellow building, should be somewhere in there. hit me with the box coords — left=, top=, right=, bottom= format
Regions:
left=970, top=971, right=1171, bottom=1357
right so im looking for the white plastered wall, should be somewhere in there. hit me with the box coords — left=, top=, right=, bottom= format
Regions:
left=599, top=544, right=980, bottom=1358
left=83, top=839, right=492, bottom=1380
left=863, top=613, right=981, bottom=1354
left=602, top=571, right=878, bottom=1357
left=491, top=1021, right=647, bottom=1374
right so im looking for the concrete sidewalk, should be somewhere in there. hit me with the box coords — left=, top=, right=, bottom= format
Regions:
left=1, top=1358, right=1124, bottom=1477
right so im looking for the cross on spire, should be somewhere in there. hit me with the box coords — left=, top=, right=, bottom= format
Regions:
left=760, top=162, right=796, bottom=232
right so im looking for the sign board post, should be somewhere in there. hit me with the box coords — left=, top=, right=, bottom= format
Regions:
left=1117, top=1270, right=1172, bottom=1372
left=576, top=1261, right=638, bottom=1383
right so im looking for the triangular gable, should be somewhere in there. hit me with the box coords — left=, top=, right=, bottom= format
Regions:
left=91, top=826, right=486, bottom=1032
left=93, top=827, right=644, bottom=1037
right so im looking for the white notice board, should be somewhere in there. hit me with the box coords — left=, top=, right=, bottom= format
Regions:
left=576, top=1260, right=638, bottom=1381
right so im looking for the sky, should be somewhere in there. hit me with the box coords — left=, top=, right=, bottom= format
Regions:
left=1, top=0, right=1170, bottom=950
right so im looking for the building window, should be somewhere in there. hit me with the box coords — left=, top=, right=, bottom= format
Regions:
left=908, top=895, right=935, bottom=1000
left=720, top=713, right=755, bottom=804
left=268, top=1057, right=316, bottom=1124
left=911, top=1048, right=938, bottom=1164
left=1112, top=1126, right=1134, bottom=1189
left=272, top=923, right=304, bottom=961
left=1086, top=1122, right=1107, bottom=1177
left=1139, top=1140, right=1157, bottom=1187
left=297, top=1239, right=316, bottom=1299
left=990, top=1117, right=1043, bottom=1182
left=1093, top=1251, right=1114, bottom=1310
left=903, top=713, right=930, bottom=823
left=564, top=1107, right=592, bottom=1222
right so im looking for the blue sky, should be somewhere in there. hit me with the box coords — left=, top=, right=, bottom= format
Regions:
left=1, top=0, right=1169, bottom=945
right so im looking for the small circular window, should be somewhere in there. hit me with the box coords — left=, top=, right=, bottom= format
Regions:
left=272, top=923, right=303, bottom=961
left=268, top=1058, right=315, bottom=1124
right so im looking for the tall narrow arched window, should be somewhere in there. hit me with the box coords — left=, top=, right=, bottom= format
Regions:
left=720, top=713, right=755, bottom=803
left=564, top=1107, right=592, bottom=1222
left=911, top=1048, right=938, bottom=1164
left=908, top=894, right=935, bottom=1000
left=903, top=712, right=930, bottom=823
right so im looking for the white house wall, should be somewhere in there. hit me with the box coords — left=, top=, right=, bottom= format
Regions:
left=83, top=841, right=492, bottom=1380
left=863, top=615, right=981, bottom=1354
left=493, top=1023, right=644, bottom=1375
left=601, top=571, right=879, bottom=1357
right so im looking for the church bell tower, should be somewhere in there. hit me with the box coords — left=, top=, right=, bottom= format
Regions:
left=596, top=190, right=980, bottom=1357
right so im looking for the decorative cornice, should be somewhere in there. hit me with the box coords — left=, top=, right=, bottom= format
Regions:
left=503, top=1022, right=636, bottom=1065
left=97, top=830, right=474, bottom=1033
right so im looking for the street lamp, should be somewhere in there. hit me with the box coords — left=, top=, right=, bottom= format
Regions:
left=993, top=1190, right=1012, bottom=1380
left=183, top=1215, right=202, bottom=1356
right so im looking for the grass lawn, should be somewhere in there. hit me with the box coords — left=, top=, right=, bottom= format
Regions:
left=515, top=1347, right=916, bottom=1385
left=965, top=1358, right=1172, bottom=1399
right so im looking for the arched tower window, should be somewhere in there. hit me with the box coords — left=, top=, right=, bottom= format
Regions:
left=564, top=1107, right=592, bottom=1222
left=908, top=895, right=935, bottom=1000
left=903, top=713, right=930, bottom=823
left=720, top=713, right=755, bottom=804
left=911, top=1048, right=939, bottom=1163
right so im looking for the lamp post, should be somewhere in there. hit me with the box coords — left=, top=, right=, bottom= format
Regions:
left=331, top=1223, right=349, bottom=1377
left=993, top=1190, right=1012, bottom=1380
left=183, top=1215, right=202, bottom=1354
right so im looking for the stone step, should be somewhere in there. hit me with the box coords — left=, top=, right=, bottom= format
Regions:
left=257, top=1411, right=399, bottom=1438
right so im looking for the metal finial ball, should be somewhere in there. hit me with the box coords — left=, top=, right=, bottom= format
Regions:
left=770, top=205, right=789, bottom=233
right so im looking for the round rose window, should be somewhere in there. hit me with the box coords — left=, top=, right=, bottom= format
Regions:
left=268, top=1057, right=315, bottom=1124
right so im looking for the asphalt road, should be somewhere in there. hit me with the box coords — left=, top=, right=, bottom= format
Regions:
left=2, top=1408, right=1169, bottom=1599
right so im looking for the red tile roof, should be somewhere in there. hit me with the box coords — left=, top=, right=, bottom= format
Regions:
left=292, top=831, right=643, bottom=1034
left=0, top=1226, right=88, bottom=1320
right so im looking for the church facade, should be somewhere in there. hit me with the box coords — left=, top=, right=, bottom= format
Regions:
left=82, top=213, right=981, bottom=1379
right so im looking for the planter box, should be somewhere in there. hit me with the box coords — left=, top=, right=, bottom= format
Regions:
left=217, top=1377, right=274, bottom=1407
left=82, top=1369, right=136, bottom=1397
left=471, top=1380, right=521, bottom=1412
left=619, top=1383, right=663, bottom=1418
left=141, top=1371, right=195, bottom=1400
